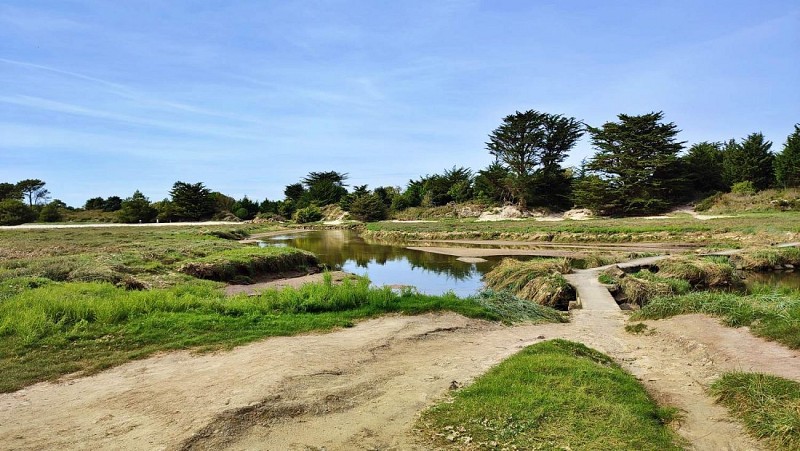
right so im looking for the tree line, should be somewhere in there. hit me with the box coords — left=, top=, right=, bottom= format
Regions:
left=2, top=111, right=798, bottom=225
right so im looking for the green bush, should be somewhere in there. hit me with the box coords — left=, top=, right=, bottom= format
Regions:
left=731, top=181, right=756, bottom=195
left=294, top=205, right=323, bottom=223
left=38, top=202, right=63, bottom=223
left=348, top=194, right=388, bottom=222
left=0, top=199, right=36, bottom=225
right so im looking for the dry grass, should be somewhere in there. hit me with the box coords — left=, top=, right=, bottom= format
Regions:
left=655, top=256, right=740, bottom=287
left=698, top=188, right=800, bottom=214
left=731, top=246, right=800, bottom=271
left=483, top=258, right=574, bottom=308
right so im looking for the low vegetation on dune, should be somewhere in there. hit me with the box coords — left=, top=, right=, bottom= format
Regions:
left=633, top=285, right=800, bottom=349
left=0, top=275, right=564, bottom=393
left=483, top=258, right=574, bottom=308
left=711, top=372, right=800, bottom=450
left=697, top=188, right=800, bottom=214
left=417, top=339, right=682, bottom=450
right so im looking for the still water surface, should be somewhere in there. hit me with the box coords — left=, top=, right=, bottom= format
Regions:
left=262, top=230, right=500, bottom=297
left=260, top=230, right=800, bottom=296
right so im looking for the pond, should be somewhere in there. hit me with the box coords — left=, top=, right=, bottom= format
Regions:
left=743, top=270, right=800, bottom=291
left=260, top=230, right=504, bottom=297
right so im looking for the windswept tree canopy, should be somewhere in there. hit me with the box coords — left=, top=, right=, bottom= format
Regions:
left=722, top=133, right=774, bottom=190
left=486, top=110, right=583, bottom=209
left=301, top=171, right=349, bottom=206
left=16, top=179, right=50, bottom=206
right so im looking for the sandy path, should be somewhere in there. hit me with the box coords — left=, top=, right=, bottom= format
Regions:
left=3, top=252, right=797, bottom=450
left=3, top=309, right=790, bottom=450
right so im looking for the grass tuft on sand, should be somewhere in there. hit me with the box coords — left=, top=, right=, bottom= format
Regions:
left=417, top=339, right=683, bottom=450
left=711, top=372, right=800, bottom=450
left=633, top=285, right=800, bottom=349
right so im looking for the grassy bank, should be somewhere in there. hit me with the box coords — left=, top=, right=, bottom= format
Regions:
left=732, top=246, right=800, bottom=271
left=603, top=256, right=740, bottom=306
left=178, top=246, right=318, bottom=282
left=0, top=225, right=286, bottom=287
left=633, top=285, right=800, bottom=349
left=0, top=276, right=564, bottom=393
left=698, top=188, right=800, bottom=214
left=711, top=372, right=800, bottom=449
left=483, top=258, right=574, bottom=308
left=417, top=339, right=682, bottom=450
left=365, top=211, right=800, bottom=245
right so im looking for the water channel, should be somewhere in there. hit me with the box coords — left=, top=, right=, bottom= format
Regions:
left=259, top=230, right=800, bottom=297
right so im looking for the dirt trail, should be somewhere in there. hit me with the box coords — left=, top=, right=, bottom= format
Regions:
left=2, top=254, right=798, bottom=449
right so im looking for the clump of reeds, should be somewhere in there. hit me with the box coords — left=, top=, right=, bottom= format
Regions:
left=483, top=258, right=574, bottom=308
left=614, top=270, right=689, bottom=306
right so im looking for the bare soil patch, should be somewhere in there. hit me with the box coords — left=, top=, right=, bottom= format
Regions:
left=2, top=309, right=791, bottom=450
left=223, top=271, right=351, bottom=296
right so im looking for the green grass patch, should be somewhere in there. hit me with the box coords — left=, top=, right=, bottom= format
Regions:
left=417, top=339, right=683, bottom=450
left=633, top=286, right=800, bottom=349
left=0, top=277, right=564, bottom=393
left=483, top=258, right=575, bottom=308
left=178, top=246, right=318, bottom=282
left=711, top=372, right=800, bottom=449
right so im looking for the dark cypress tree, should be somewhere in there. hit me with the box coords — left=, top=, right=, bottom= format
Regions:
left=683, top=142, right=727, bottom=195
left=577, top=111, right=686, bottom=215
left=722, top=133, right=774, bottom=191
left=775, top=124, right=800, bottom=188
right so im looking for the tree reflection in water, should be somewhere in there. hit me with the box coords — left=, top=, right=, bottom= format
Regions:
left=264, top=230, right=500, bottom=296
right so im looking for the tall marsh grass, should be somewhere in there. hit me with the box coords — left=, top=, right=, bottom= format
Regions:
left=483, top=258, right=574, bottom=308
left=711, top=372, right=800, bottom=449
left=0, top=276, right=565, bottom=392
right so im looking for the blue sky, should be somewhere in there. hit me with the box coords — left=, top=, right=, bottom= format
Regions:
left=1, top=0, right=798, bottom=207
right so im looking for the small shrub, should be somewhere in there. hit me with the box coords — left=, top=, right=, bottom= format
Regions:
left=731, top=181, right=756, bottom=195
left=0, top=199, right=36, bottom=226
left=294, top=205, right=323, bottom=224
left=348, top=194, right=388, bottom=222
left=38, top=202, right=63, bottom=223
